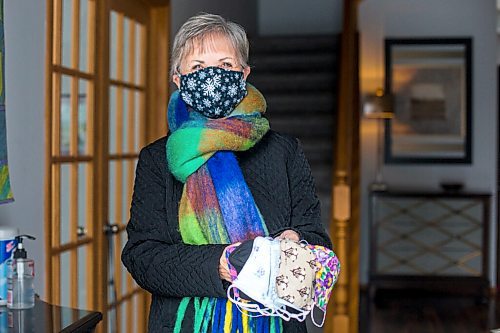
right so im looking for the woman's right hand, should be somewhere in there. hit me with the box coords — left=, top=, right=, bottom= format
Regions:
left=219, top=243, right=240, bottom=282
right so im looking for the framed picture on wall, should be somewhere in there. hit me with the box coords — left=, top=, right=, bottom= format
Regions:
left=384, top=38, right=472, bottom=164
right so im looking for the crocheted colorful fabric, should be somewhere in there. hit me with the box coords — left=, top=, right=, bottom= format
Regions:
left=167, top=83, right=283, bottom=332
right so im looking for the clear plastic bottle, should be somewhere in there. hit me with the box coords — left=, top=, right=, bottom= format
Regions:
left=7, top=235, right=35, bottom=310
left=0, top=227, right=18, bottom=306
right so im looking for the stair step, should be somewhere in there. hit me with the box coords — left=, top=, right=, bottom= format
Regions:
left=250, top=52, right=338, bottom=73
left=250, top=35, right=340, bottom=54
left=268, top=115, right=334, bottom=138
left=264, top=92, right=337, bottom=114
left=311, top=166, right=333, bottom=193
left=248, top=34, right=339, bottom=223
left=301, top=138, right=334, bottom=152
left=248, top=72, right=336, bottom=94
left=270, top=126, right=333, bottom=139
left=300, top=139, right=334, bottom=164
left=317, top=195, right=332, bottom=227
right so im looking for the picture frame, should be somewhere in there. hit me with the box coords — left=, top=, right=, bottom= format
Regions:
left=384, top=38, right=472, bottom=164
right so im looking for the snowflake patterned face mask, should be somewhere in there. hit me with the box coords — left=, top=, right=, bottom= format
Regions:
left=179, top=66, right=247, bottom=119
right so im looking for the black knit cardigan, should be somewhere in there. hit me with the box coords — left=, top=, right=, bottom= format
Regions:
left=121, top=130, right=332, bottom=332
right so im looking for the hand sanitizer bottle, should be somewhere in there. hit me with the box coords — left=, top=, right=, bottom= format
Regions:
left=0, top=227, right=18, bottom=306
left=7, top=235, right=36, bottom=309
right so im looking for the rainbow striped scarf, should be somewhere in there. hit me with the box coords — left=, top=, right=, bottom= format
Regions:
left=167, top=84, right=283, bottom=332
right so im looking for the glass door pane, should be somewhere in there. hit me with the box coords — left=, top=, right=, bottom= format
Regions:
left=48, top=0, right=96, bottom=314
left=107, top=6, right=148, bottom=333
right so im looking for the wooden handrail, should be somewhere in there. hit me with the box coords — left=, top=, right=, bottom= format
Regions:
left=325, top=0, right=361, bottom=332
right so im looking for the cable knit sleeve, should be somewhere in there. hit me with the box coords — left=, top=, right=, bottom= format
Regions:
left=286, top=139, right=333, bottom=249
left=121, top=145, right=227, bottom=298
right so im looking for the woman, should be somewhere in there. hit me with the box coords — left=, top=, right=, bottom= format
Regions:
left=122, top=13, right=332, bottom=333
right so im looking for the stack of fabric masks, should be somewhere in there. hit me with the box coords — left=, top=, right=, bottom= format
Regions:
left=225, top=237, right=340, bottom=327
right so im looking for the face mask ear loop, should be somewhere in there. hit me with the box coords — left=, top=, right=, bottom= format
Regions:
left=227, top=285, right=255, bottom=311
left=226, top=284, right=239, bottom=302
left=228, top=284, right=274, bottom=318
left=236, top=303, right=266, bottom=318
left=292, top=309, right=308, bottom=322
left=255, top=306, right=275, bottom=318
left=275, top=307, right=292, bottom=321
left=256, top=307, right=272, bottom=316
left=275, top=306, right=309, bottom=322
left=311, top=306, right=327, bottom=327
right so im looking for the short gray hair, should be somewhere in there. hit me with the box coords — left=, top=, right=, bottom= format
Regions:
left=170, top=13, right=249, bottom=77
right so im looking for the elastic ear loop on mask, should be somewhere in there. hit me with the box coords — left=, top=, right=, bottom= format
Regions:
left=227, top=285, right=272, bottom=318
left=311, top=305, right=327, bottom=327
left=238, top=304, right=277, bottom=319
left=227, top=284, right=312, bottom=322
left=275, top=306, right=309, bottom=322
left=272, top=296, right=310, bottom=322
left=228, top=285, right=300, bottom=319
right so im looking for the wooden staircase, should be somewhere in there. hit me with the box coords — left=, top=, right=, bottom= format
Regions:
left=248, top=35, right=340, bottom=230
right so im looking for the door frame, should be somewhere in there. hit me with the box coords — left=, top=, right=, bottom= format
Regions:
left=44, top=0, right=169, bottom=330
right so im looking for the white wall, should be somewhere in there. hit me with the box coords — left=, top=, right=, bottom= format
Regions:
left=258, top=0, right=343, bottom=35
left=0, top=0, right=46, bottom=297
left=359, top=0, right=498, bottom=285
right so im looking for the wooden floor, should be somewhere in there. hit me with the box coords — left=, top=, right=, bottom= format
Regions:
left=359, top=290, right=500, bottom=333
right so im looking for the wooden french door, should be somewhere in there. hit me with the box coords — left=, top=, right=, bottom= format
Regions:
left=44, top=0, right=169, bottom=331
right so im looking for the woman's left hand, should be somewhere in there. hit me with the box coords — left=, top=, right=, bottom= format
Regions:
left=277, top=229, right=300, bottom=241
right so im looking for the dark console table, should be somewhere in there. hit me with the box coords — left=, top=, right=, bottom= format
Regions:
left=0, top=298, right=102, bottom=332
left=369, top=190, right=491, bottom=298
